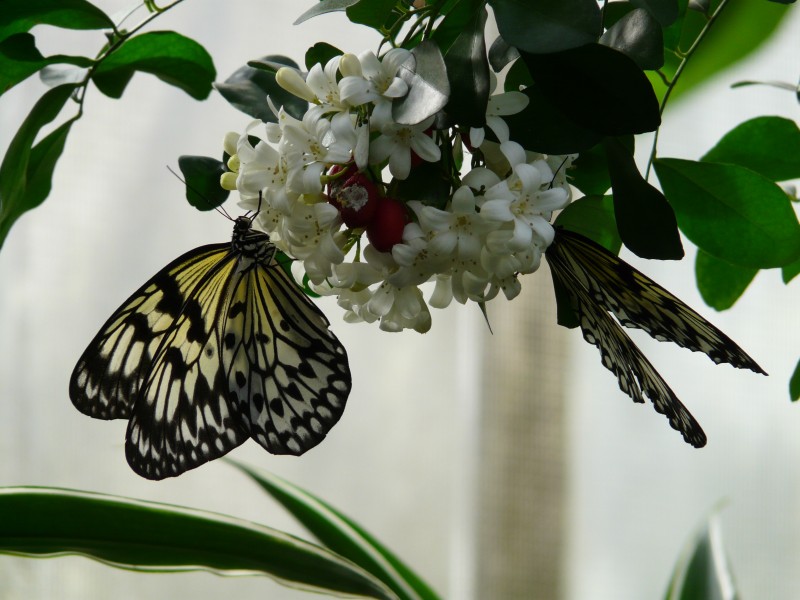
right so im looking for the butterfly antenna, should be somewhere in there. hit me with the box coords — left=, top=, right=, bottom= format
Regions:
left=166, top=165, right=233, bottom=221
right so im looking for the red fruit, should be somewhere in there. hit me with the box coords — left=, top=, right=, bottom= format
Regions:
left=366, top=198, right=409, bottom=252
left=329, top=172, right=379, bottom=228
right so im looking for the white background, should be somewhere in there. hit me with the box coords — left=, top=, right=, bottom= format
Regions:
left=0, top=2, right=798, bottom=599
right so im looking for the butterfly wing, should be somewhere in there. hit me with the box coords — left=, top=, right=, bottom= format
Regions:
left=548, top=251, right=707, bottom=447
left=223, top=262, right=351, bottom=455
left=550, top=229, right=765, bottom=374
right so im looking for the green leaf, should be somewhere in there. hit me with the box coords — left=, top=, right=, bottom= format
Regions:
left=701, top=116, right=800, bottom=182
left=432, top=0, right=486, bottom=55
left=695, top=248, right=758, bottom=311
left=790, top=358, right=800, bottom=402
left=0, top=487, right=396, bottom=600
left=655, top=158, right=800, bottom=268
left=177, top=156, right=230, bottom=211
left=305, top=42, right=343, bottom=70
left=391, top=160, right=451, bottom=210
left=0, top=32, right=92, bottom=93
left=783, top=254, right=800, bottom=284
left=346, top=0, right=399, bottom=30
left=656, top=1, right=791, bottom=103
left=442, top=7, right=489, bottom=127
left=0, top=0, right=113, bottom=42
left=599, top=8, right=664, bottom=70
left=569, top=141, right=617, bottom=196
left=394, top=41, right=449, bottom=126
left=490, top=0, right=601, bottom=53
left=521, top=44, right=661, bottom=136
left=663, top=516, right=739, bottom=600
left=554, top=194, right=621, bottom=253
left=501, top=85, right=603, bottom=154
left=0, top=83, right=77, bottom=248
left=231, top=462, right=440, bottom=600
left=294, top=0, right=359, bottom=25
left=215, top=55, right=304, bottom=122
left=605, top=137, right=683, bottom=259
left=92, top=31, right=215, bottom=100
left=630, top=0, right=678, bottom=26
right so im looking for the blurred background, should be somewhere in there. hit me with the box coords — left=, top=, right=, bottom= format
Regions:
left=0, top=2, right=798, bottom=598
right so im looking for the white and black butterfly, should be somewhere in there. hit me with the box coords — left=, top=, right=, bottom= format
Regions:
left=546, top=228, right=766, bottom=447
left=70, top=213, right=351, bottom=480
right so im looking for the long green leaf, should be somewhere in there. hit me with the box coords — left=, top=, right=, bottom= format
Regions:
left=230, top=462, right=441, bottom=600
left=0, top=487, right=396, bottom=600
left=0, top=83, right=77, bottom=248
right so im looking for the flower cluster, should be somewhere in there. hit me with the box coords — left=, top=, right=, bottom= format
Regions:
left=220, top=49, right=574, bottom=332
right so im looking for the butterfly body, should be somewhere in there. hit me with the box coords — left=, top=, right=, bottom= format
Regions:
left=71, top=216, right=350, bottom=480
left=546, top=228, right=765, bottom=448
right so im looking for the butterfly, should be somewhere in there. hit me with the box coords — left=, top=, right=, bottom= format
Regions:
left=545, top=227, right=766, bottom=447
left=70, top=212, right=351, bottom=480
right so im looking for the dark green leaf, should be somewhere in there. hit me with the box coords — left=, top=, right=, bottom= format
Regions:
left=231, top=462, right=440, bottom=600
left=432, top=0, right=486, bottom=56
left=695, top=249, right=758, bottom=311
left=554, top=194, right=621, bottom=253
left=0, top=0, right=113, bottom=41
left=92, top=31, right=215, bottom=100
left=294, top=0, right=359, bottom=25
left=701, top=116, right=800, bottom=182
left=604, top=137, right=683, bottom=259
left=0, top=487, right=395, bottom=600
left=490, top=0, right=601, bottom=53
left=177, top=156, right=230, bottom=211
left=655, top=158, right=800, bottom=268
left=569, top=140, right=619, bottom=196
left=502, top=85, right=603, bottom=154
left=487, top=36, right=519, bottom=72
left=663, top=517, right=738, bottom=600
left=305, top=43, right=343, bottom=71
left=215, top=55, right=304, bottom=122
left=503, top=55, right=532, bottom=91
left=443, top=7, right=490, bottom=128
left=0, top=33, right=92, bottom=92
left=521, top=44, right=661, bottom=136
left=629, top=0, right=678, bottom=26
left=391, top=161, right=451, bottom=210
left=783, top=254, right=800, bottom=284
left=790, top=358, right=800, bottom=402
left=346, top=0, right=398, bottom=30
left=394, top=40, right=449, bottom=126
left=0, top=83, right=77, bottom=248
left=603, top=1, right=636, bottom=28
left=599, top=8, right=664, bottom=70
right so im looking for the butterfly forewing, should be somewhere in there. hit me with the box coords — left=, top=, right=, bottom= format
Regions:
left=70, top=245, right=231, bottom=421
left=553, top=230, right=765, bottom=374
left=70, top=217, right=351, bottom=480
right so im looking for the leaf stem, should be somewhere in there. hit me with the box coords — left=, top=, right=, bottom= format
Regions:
left=645, top=0, right=731, bottom=178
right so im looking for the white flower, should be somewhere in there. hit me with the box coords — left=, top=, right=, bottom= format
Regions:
left=468, top=72, right=529, bottom=147
left=367, top=282, right=432, bottom=333
left=368, top=104, right=440, bottom=180
left=339, top=48, right=411, bottom=106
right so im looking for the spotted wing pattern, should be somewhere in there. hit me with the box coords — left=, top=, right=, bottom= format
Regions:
left=546, top=228, right=766, bottom=447
left=70, top=218, right=351, bottom=479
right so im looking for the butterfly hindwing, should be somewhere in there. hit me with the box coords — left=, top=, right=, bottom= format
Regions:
left=224, top=265, right=350, bottom=455
left=71, top=217, right=351, bottom=479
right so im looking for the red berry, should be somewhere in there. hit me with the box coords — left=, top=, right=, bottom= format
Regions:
left=366, top=198, right=409, bottom=252
left=329, top=172, right=379, bottom=228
